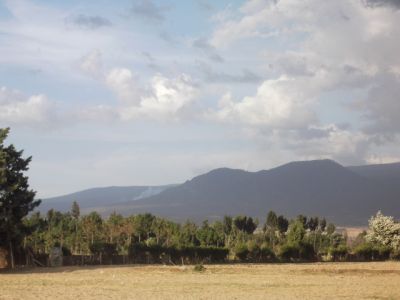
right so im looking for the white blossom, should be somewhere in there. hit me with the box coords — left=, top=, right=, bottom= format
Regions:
left=365, top=211, right=400, bottom=250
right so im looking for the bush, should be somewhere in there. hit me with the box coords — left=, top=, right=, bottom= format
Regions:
left=278, top=243, right=300, bottom=261
left=193, top=264, right=206, bottom=272
left=353, top=243, right=390, bottom=261
left=246, top=241, right=260, bottom=261
left=377, top=245, right=391, bottom=260
left=90, top=242, right=117, bottom=256
left=278, top=242, right=315, bottom=261
left=299, top=242, right=315, bottom=261
left=128, top=243, right=228, bottom=264
left=390, top=249, right=400, bottom=260
left=234, top=243, right=249, bottom=261
left=260, top=243, right=276, bottom=262
left=61, top=246, right=72, bottom=256
left=328, top=245, right=348, bottom=261
left=353, top=243, right=376, bottom=261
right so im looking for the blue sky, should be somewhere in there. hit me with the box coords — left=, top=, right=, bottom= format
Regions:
left=1, top=0, right=400, bottom=198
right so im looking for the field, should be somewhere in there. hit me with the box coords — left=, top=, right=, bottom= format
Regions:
left=1, top=262, right=400, bottom=299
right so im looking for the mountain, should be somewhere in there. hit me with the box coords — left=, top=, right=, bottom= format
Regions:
left=39, top=160, right=400, bottom=226
left=109, top=160, right=400, bottom=225
left=39, top=185, right=175, bottom=214
left=348, top=162, right=400, bottom=183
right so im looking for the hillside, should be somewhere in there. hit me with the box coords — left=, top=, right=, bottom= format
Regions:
left=39, top=185, right=174, bottom=214
left=39, top=160, right=400, bottom=225
left=110, top=160, right=400, bottom=225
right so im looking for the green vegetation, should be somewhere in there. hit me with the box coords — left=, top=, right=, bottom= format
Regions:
left=1, top=127, right=400, bottom=268
left=19, top=206, right=400, bottom=265
left=0, top=128, right=40, bottom=268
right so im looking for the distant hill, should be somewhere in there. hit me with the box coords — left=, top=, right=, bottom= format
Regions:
left=38, top=160, right=400, bottom=226
left=39, top=185, right=175, bottom=214
left=348, top=162, right=400, bottom=183
left=108, top=160, right=400, bottom=225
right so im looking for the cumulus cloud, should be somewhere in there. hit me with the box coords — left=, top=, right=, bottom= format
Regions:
left=106, top=68, right=142, bottom=103
left=102, top=68, right=197, bottom=121
left=208, top=0, right=400, bottom=163
left=65, top=14, right=112, bottom=30
left=210, top=76, right=317, bottom=129
left=0, top=86, right=56, bottom=126
left=121, top=74, right=197, bottom=120
left=356, top=75, right=400, bottom=135
left=287, top=124, right=371, bottom=165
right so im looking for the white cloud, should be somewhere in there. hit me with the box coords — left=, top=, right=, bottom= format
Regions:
left=106, top=68, right=141, bottom=103
left=366, top=155, right=400, bottom=165
left=129, top=73, right=197, bottom=120
left=206, top=0, right=400, bottom=164
left=210, top=76, right=317, bottom=129
left=0, top=86, right=56, bottom=126
left=291, top=124, right=371, bottom=165
left=99, top=69, right=198, bottom=121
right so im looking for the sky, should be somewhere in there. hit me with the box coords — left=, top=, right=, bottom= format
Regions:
left=1, top=0, right=400, bottom=198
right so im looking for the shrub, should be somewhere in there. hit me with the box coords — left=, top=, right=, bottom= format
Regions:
left=246, top=241, right=260, bottom=261
left=299, top=242, right=315, bottom=261
left=61, top=246, right=72, bottom=256
left=193, top=264, right=206, bottom=272
left=328, top=245, right=348, bottom=261
left=278, top=243, right=300, bottom=261
left=390, top=249, right=400, bottom=260
left=353, top=243, right=390, bottom=261
left=353, top=243, right=377, bottom=261
left=234, top=243, right=249, bottom=261
left=260, top=243, right=275, bottom=262
left=90, top=242, right=117, bottom=256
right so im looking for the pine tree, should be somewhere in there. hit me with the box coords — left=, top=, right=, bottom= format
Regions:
left=0, top=128, right=40, bottom=268
left=71, top=201, right=80, bottom=220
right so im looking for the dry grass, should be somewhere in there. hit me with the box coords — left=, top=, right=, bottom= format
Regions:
left=1, top=262, right=400, bottom=299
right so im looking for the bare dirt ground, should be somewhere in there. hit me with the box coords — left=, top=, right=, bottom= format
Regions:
left=1, top=262, right=400, bottom=299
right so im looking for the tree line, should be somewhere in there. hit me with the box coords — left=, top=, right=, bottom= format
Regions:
left=1, top=127, right=400, bottom=268
left=21, top=205, right=400, bottom=265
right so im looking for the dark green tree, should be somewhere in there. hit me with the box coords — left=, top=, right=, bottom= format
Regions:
left=233, top=216, right=257, bottom=235
left=0, top=128, right=40, bottom=268
left=266, top=211, right=278, bottom=229
left=296, top=214, right=307, bottom=227
left=306, top=217, right=319, bottom=231
left=277, top=215, right=289, bottom=234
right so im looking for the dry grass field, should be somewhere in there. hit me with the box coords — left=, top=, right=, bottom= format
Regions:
left=1, top=262, right=400, bottom=299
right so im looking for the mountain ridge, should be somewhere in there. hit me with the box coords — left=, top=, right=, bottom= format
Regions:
left=39, top=159, right=400, bottom=225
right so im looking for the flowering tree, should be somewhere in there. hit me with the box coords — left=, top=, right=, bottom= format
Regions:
left=365, top=211, right=400, bottom=250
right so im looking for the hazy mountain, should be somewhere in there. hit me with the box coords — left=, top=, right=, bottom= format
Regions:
left=110, top=160, right=400, bottom=225
left=39, top=160, right=400, bottom=226
left=39, top=185, right=175, bottom=214
left=348, top=162, right=400, bottom=183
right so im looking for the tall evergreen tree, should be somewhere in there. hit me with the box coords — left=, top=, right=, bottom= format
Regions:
left=71, top=201, right=80, bottom=220
left=0, top=128, right=40, bottom=268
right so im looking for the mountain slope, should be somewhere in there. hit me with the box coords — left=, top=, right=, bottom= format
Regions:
left=348, top=162, right=400, bottom=183
left=39, top=185, right=175, bottom=214
left=112, top=160, right=400, bottom=225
